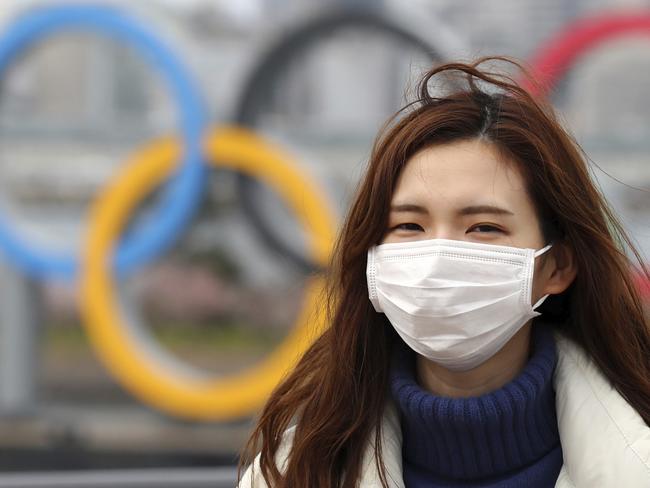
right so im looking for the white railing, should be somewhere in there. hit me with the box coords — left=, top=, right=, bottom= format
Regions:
left=0, top=467, right=238, bottom=488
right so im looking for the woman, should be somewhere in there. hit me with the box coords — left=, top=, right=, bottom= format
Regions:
left=238, top=57, right=650, bottom=487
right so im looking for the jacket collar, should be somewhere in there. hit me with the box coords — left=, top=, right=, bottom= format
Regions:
left=359, top=332, right=650, bottom=487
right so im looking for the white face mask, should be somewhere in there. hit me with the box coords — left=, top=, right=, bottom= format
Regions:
left=366, top=238, right=553, bottom=371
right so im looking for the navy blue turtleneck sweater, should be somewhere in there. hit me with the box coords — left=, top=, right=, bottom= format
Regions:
left=390, top=324, right=562, bottom=487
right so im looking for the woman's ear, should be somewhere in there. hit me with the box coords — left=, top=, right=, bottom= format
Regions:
left=542, top=241, right=577, bottom=295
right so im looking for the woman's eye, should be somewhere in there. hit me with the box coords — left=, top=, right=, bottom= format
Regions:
left=468, top=224, right=502, bottom=233
left=393, top=223, right=423, bottom=232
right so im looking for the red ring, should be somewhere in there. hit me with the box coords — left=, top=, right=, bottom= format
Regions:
left=524, top=13, right=650, bottom=96
left=523, top=13, right=650, bottom=300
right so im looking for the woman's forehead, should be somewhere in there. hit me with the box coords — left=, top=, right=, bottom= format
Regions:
left=392, top=139, right=532, bottom=212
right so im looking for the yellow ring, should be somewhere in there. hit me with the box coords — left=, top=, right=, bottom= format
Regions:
left=80, top=126, right=336, bottom=420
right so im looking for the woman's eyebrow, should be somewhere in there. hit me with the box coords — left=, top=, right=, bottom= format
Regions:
left=390, top=203, right=429, bottom=214
left=390, top=203, right=515, bottom=216
left=458, top=205, right=514, bottom=216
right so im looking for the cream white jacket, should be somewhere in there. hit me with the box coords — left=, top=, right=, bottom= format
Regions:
left=239, top=334, right=650, bottom=487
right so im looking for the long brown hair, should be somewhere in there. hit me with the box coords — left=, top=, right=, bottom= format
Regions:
left=239, top=56, right=650, bottom=487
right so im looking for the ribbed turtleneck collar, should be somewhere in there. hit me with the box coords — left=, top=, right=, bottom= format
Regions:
left=390, top=323, right=561, bottom=482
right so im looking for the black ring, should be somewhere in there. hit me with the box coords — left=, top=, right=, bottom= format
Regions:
left=233, top=7, right=449, bottom=273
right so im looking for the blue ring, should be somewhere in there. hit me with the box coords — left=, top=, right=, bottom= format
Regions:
left=0, top=4, right=207, bottom=280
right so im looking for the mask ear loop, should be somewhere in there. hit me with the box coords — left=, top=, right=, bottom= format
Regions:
left=532, top=293, right=551, bottom=311
left=531, top=242, right=554, bottom=311
left=534, top=242, right=553, bottom=257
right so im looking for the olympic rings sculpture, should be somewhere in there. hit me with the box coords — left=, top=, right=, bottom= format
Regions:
left=0, top=5, right=648, bottom=420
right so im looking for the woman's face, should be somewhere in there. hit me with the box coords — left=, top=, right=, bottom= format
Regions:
left=383, top=138, right=545, bottom=248
left=382, top=138, right=552, bottom=301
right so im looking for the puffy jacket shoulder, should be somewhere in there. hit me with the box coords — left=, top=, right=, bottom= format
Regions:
left=554, top=332, right=650, bottom=485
